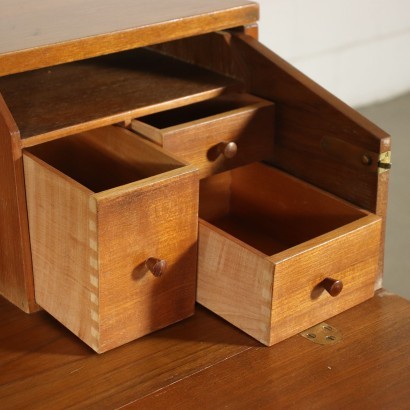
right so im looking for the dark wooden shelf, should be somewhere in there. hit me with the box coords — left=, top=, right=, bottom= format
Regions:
left=0, top=48, right=242, bottom=146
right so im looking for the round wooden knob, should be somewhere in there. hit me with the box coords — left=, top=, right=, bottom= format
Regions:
left=218, top=141, right=237, bottom=159
left=145, top=257, right=167, bottom=277
left=321, top=278, right=343, bottom=297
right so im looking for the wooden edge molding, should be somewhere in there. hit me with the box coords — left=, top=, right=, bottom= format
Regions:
left=0, top=5, right=259, bottom=77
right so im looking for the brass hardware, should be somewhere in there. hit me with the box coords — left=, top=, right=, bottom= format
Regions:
left=321, top=136, right=391, bottom=174
left=300, top=322, right=342, bottom=345
left=378, top=151, right=391, bottom=174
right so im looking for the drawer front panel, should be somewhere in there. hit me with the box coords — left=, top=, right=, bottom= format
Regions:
left=132, top=94, right=275, bottom=179
left=269, top=215, right=381, bottom=345
left=97, top=171, right=198, bottom=352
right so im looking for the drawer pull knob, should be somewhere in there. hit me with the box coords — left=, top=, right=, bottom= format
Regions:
left=218, top=141, right=237, bottom=159
left=322, top=278, right=343, bottom=297
left=145, top=257, right=167, bottom=277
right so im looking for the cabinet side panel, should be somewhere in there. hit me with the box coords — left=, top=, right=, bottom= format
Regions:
left=23, top=154, right=99, bottom=350
left=0, top=94, right=36, bottom=312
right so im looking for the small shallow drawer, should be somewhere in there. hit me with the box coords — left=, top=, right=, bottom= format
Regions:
left=23, top=126, right=199, bottom=353
left=197, top=163, right=381, bottom=346
left=131, top=93, right=275, bottom=179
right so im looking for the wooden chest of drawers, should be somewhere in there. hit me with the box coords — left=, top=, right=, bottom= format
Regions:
left=0, top=0, right=391, bottom=352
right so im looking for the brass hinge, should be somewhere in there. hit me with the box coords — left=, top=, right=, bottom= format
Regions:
left=378, top=151, right=392, bottom=174
left=300, top=322, right=342, bottom=345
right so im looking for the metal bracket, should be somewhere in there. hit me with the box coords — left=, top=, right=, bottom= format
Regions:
left=300, top=322, right=342, bottom=345
left=378, top=151, right=392, bottom=174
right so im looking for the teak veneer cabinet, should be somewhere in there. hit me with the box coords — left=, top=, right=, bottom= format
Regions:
left=0, top=0, right=391, bottom=352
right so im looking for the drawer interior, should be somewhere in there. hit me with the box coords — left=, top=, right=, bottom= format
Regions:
left=25, top=126, right=185, bottom=193
left=134, top=93, right=268, bottom=129
left=199, top=163, right=368, bottom=256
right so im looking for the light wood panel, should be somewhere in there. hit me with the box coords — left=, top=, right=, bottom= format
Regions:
left=198, top=220, right=274, bottom=344
left=23, top=152, right=99, bottom=350
left=0, top=0, right=258, bottom=76
left=131, top=93, right=275, bottom=178
left=0, top=48, right=242, bottom=146
left=97, top=168, right=199, bottom=352
left=0, top=94, right=36, bottom=312
left=268, top=215, right=381, bottom=345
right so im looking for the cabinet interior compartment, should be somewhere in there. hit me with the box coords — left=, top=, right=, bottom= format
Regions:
left=0, top=48, right=242, bottom=146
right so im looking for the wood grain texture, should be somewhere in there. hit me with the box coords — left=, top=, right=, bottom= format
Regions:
left=23, top=126, right=199, bottom=352
left=0, top=94, right=36, bottom=312
left=0, top=296, right=258, bottom=409
left=230, top=33, right=391, bottom=212
left=230, top=33, right=391, bottom=286
left=198, top=220, right=274, bottom=345
left=268, top=215, right=381, bottom=345
left=0, top=48, right=242, bottom=146
left=23, top=152, right=98, bottom=350
left=135, top=291, right=410, bottom=409
left=0, top=0, right=258, bottom=76
left=0, top=292, right=408, bottom=408
left=96, top=167, right=199, bottom=352
left=152, top=31, right=390, bottom=211
left=198, top=163, right=381, bottom=345
left=131, top=93, right=275, bottom=179
left=153, top=31, right=391, bottom=286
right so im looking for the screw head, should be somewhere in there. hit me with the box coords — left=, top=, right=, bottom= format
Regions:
left=361, top=154, right=372, bottom=166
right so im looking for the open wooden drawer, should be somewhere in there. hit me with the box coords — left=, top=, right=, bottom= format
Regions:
left=0, top=18, right=391, bottom=353
left=23, top=126, right=199, bottom=353
left=197, top=163, right=382, bottom=345
left=131, top=93, right=275, bottom=179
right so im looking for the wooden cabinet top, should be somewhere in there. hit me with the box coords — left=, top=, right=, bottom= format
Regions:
left=0, top=0, right=258, bottom=76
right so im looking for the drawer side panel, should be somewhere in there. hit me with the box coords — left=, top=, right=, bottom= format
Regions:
left=197, top=220, right=274, bottom=345
left=23, top=153, right=99, bottom=350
